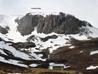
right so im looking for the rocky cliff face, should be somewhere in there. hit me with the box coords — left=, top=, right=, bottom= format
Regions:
left=0, top=26, right=9, bottom=34
left=16, top=12, right=92, bottom=35
left=16, top=13, right=43, bottom=35
left=0, top=12, right=98, bottom=74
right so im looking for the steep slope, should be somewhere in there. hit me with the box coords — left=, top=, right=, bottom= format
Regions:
left=0, top=37, right=47, bottom=68
left=0, top=12, right=98, bottom=73
left=16, top=12, right=92, bottom=35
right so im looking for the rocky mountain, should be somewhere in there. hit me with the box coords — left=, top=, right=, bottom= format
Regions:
left=15, top=12, right=92, bottom=35
left=0, top=12, right=98, bottom=74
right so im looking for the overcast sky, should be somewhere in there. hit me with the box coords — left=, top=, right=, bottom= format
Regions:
left=0, top=0, right=98, bottom=27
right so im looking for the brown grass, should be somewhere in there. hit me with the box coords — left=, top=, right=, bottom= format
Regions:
left=29, top=68, right=83, bottom=74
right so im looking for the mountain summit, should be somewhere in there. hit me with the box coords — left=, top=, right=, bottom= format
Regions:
left=0, top=12, right=98, bottom=73
left=15, top=12, right=92, bottom=35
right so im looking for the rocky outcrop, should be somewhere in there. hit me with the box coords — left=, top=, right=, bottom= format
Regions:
left=11, top=42, right=36, bottom=49
left=37, top=12, right=92, bottom=34
left=0, top=26, right=9, bottom=34
left=16, top=13, right=43, bottom=35
left=16, top=12, right=92, bottom=35
left=27, top=35, right=58, bottom=42
left=40, top=35, right=58, bottom=42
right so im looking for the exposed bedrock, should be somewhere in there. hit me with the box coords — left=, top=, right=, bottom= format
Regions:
left=16, top=12, right=92, bottom=35
left=0, top=26, right=9, bottom=34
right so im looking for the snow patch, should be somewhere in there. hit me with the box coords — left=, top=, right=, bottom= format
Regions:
left=30, top=64, right=38, bottom=67
left=90, top=50, right=98, bottom=55
left=88, top=27, right=98, bottom=38
left=0, top=56, right=28, bottom=68
left=86, top=65, right=98, bottom=70
left=0, top=41, right=31, bottom=60
left=69, top=46, right=75, bottom=49
left=80, top=50, right=83, bottom=53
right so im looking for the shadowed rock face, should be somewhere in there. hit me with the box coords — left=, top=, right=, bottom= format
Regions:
left=40, top=35, right=58, bottom=42
left=11, top=42, right=36, bottom=49
left=0, top=26, right=9, bottom=34
left=16, top=13, right=43, bottom=35
left=16, top=12, right=92, bottom=35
